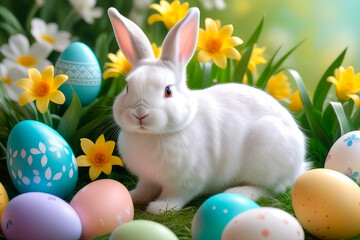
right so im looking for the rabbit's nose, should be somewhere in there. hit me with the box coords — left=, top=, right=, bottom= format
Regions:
left=135, top=105, right=149, bottom=118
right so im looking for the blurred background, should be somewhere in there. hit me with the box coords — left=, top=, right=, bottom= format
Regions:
left=1, top=0, right=359, bottom=92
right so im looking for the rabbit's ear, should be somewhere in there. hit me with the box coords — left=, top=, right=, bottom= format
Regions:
left=160, top=8, right=199, bottom=68
left=108, top=7, right=155, bottom=65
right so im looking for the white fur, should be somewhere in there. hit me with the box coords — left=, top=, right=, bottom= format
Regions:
left=108, top=7, right=308, bottom=214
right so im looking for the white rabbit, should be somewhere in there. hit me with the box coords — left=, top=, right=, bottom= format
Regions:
left=108, top=7, right=309, bottom=214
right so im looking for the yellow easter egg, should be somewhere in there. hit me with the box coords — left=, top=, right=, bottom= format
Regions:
left=292, top=168, right=360, bottom=239
left=0, top=182, right=9, bottom=230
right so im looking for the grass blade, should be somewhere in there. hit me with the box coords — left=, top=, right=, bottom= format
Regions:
left=313, top=48, right=347, bottom=112
left=256, top=46, right=281, bottom=88
left=233, top=45, right=253, bottom=83
left=95, top=33, right=109, bottom=71
left=245, top=16, right=264, bottom=48
left=329, top=101, right=351, bottom=136
left=0, top=5, right=25, bottom=34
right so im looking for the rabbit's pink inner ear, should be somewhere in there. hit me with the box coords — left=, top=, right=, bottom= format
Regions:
left=178, top=21, right=198, bottom=63
left=112, top=22, right=135, bottom=63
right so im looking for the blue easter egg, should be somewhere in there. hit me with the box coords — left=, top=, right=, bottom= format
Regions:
left=6, top=120, right=78, bottom=199
left=191, top=193, right=259, bottom=240
left=55, top=42, right=101, bottom=107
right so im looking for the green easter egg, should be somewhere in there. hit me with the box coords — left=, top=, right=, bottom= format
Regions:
left=109, top=220, right=178, bottom=240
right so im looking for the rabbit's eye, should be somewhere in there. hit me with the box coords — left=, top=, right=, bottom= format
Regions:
left=165, top=86, right=172, bottom=98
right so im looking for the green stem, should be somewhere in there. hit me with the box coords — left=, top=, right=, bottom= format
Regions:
left=61, top=10, right=79, bottom=31
left=41, top=109, right=53, bottom=128
left=25, top=3, right=40, bottom=36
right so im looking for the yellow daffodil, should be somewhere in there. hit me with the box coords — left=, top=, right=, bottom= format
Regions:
left=248, top=44, right=266, bottom=73
left=288, top=90, right=304, bottom=113
left=266, top=71, right=291, bottom=101
left=327, top=66, right=360, bottom=105
left=77, top=134, right=123, bottom=181
left=197, top=18, right=243, bottom=69
left=148, top=0, right=189, bottom=30
left=103, top=44, right=161, bottom=80
left=16, top=65, right=67, bottom=113
left=103, top=50, right=131, bottom=80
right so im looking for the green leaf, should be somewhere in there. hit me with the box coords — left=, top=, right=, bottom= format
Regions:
left=200, top=62, right=212, bottom=88
left=321, top=103, right=338, bottom=139
left=350, top=107, right=360, bottom=129
left=233, top=45, right=253, bottom=83
left=244, top=16, right=264, bottom=48
left=313, top=48, right=347, bottom=112
left=57, top=90, right=82, bottom=140
left=0, top=22, right=18, bottom=35
left=287, top=68, right=332, bottom=148
left=0, top=5, right=25, bottom=34
left=329, top=101, right=351, bottom=136
left=256, top=46, right=281, bottom=88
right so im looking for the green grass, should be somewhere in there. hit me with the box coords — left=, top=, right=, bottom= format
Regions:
left=0, top=161, right=351, bottom=240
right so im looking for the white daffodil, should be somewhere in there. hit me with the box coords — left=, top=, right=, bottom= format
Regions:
left=199, top=0, right=226, bottom=10
left=31, top=18, right=71, bottom=52
left=0, top=34, right=52, bottom=78
left=69, top=0, right=103, bottom=24
left=0, top=60, right=24, bottom=101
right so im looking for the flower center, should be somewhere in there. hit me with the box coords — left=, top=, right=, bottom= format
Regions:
left=41, top=34, right=55, bottom=44
left=36, top=82, right=50, bottom=96
left=207, top=38, right=223, bottom=53
left=0, top=77, right=12, bottom=85
left=17, top=55, right=37, bottom=67
left=93, top=152, right=107, bottom=166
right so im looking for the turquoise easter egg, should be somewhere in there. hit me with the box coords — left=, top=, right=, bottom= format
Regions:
left=55, top=42, right=101, bottom=107
left=6, top=120, right=78, bottom=199
left=191, top=193, right=260, bottom=240
left=110, top=220, right=178, bottom=240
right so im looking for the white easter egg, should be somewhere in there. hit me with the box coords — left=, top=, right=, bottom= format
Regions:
left=222, top=207, right=304, bottom=240
left=55, top=42, right=101, bottom=107
left=325, top=131, right=360, bottom=183
left=6, top=120, right=78, bottom=199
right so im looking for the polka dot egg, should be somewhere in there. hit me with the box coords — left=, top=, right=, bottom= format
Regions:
left=192, top=193, right=259, bottom=240
left=6, top=120, right=78, bottom=199
left=222, top=207, right=304, bottom=240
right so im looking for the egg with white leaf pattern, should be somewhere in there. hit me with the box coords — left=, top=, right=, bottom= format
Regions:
left=6, top=120, right=78, bottom=199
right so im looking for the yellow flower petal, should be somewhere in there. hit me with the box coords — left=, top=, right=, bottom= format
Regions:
left=222, top=47, right=241, bottom=60
left=213, top=54, right=227, bottom=69
left=16, top=78, right=35, bottom=91
left=42, top=65, right=54, bottom=84
left=205, top=18, right=218, bottom=36
left=227, top=37, right=243, bottom=47
left=148, top=14, right=164, bottom=25
left=89, top=166, right=102, bottom=181
left=102, top=162, right=112, bottom=175
left=218, top=25, right=233, bottom=42
left=76, top=155, right=92, bottom=166
left=110, top=156, right=124, bottom=166
left=52, top=74, right=68, bottom=89
left=197, top=50, right=212, bottom=62
left=36, top=98, right=50, bottom=114
left=28, top=68, right=42, bottom=84
left=105, top=140, right=116, bottom=156
left=49, top=90, right=65, bottom=104
left=80, top=138, right=95, bottom=156
left=95, top=134, right=106, bottom=146
left=103, top=68, right=121, bottom=79
left=348, top=94, right=360, bottom=106
left=326, top=76, right=339, bottom=87
left=288, top=90, right=303, bottom=113
left=19, top=91, right=36, bottom=106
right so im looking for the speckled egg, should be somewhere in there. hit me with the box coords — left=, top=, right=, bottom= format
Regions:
left=55, top=42, right=101, bottom=107
left=292, top=168, right=360, bottom=239
left=70, top=179, right=134, bottom=239
left=110, top=220, right=178, bottom=240
left=222, top=207, right=304, bottom=240
left=325, top=131, right=360, bottom=184
left=1, top=192, right=82, bottom=240
left=0, top=182, right=9, bottom=230
left=192, top=193, right=259, bottom=240
left=6, top=120, right=78, bottom=199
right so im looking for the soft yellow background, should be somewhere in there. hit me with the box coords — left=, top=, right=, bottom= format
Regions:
left=197, top=0, right=360, bottom=91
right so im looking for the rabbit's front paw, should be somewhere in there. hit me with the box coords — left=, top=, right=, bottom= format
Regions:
left=146, top=200, right=181, bottom=214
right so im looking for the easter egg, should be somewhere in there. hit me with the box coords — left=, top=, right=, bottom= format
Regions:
left=222, top=207, right=304, bottom=240
left=1, top=192, right=82, bottom=240
left=292, top=168, right=360, bottom=239
left=0, top=182, right=9, bottom=230
left=325, top=131, right=360, bottom=184
left=55, top=42, right=101, bottom=107
left=110, top=220, right=178, bottom=240
left=70, top=179, right=134, bottom=239
left=6, top=120, right=78, bottom=199
left=192, top=193, right=259, bottom=240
